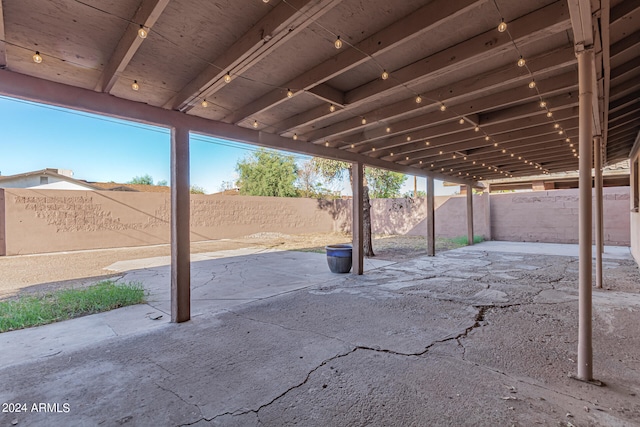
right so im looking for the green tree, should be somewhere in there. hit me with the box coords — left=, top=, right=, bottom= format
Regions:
left=190, top=185, right=206, bottom=194
left=366, top=168, right=407, bottom=198
left=156, top=179, right=168, bottom=186
left=311, top=158, right=375, bottom=256
left=128, top=174, right=154, bottom=185
left=236, top=149, right=298, bottom=197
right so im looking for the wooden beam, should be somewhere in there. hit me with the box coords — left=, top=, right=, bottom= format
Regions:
left=344, top=1, right=571, bottom=105
left=171, top=126, right=190, bottom=323
left=166, top=0, right=342, bottom=112
left=611, top=0, right=640, bottom=23
left=307, top=84, right=345, bottom=106
left=426, top=176, right=435, bottom=256
left=0, top=69, right=472, bottom=186
left=95, top=0, right=171, bottom=93
left=610, top=29, right=640, bottom=58
left=284, top=45, right=576, bottom=139
left=223, top=0, right=487, bottom=124
left=609, top=90, right=640, bottom=112
left=330, top=71, right=578, bottom=146
left=567, top=0, right=594, bottom=48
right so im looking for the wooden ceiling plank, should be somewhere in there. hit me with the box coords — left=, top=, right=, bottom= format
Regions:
left=333, top=71, right=577, bottom=147
left=345, top=1, right=572, bottom=105
left=307, top=84, right=345, bottom=105
left=610, top=57, right=640, bottom=81
left=166, top=0, right=342, bottom=112
left=95, top=0, right=171, bottom=93
left=296, top=45, right=576, bottom=141
left=609, top=90, right=640, bottom=112
left=223, top=0, right=488, bottom=124
left=610, top=29, right=640, bottom=58
left=610, top=0, right=640, bottom=23
left=609, top=77, right=640, bottom=99
left=608, top=100, right=640, bottom=122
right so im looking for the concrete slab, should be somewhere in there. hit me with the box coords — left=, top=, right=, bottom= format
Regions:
left=453, top=240, right=633, bottom=259
left=1, top=243, right=639, bottom=426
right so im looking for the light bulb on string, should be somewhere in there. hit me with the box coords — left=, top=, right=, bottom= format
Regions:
left=138, top=26, right=148, bottom=39
left=381, top=70, right=389, bottom=80
left=201, top=99, right=208, bottom=108
left=485, top=136, right=490, bottom=141
left=517, top=57, right=526, bottom=67
left=498, top=20, right=507, bottom=32
left=334, top=36, right=342, bottom=49
left=440, top=104, right=447, bottom=111
left=131, top=80, right=139, bottom=91
left=253, top=120, right=259, bottom=128
left=415, top=95, right=422, bottom=104
left=528, top=80, right=536, bottom=89
left=224, top=73, right=232, bottom=83
left=329, top=104, right=336, bottom=113
left=475, top=126, right=480, bottom=132
left=287, top=89, right=293, bottom=98
left=406, top=136, right=411, bottom=141
left=361, top=117, right=367, bottom=125
left=540, top=101, right=547, bottom=108
left=293, top=133, right=298, bottom=140
left=546, top=111, right=553, bottom=118
left=554, top=123, right=560, bottom=129
left=459, top=118, right=465, bottom=125
left=386, top=127, right=391, bottom=133
left=33, top=51, right=42, bottom=63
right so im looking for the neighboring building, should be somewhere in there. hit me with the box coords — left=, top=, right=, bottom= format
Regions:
left=0, top=168, right=100, bottom=191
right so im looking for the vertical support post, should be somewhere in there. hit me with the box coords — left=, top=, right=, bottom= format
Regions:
left=352, top=162, right=364, bottom=275
left=594, top=136, right=603, bottom=289
left=577, top=47, right=594, bottom=381
left=467, top=185, right=474, bottom=246
left=171, top=127, right=190, bottom=323
left=426, top=176, right=435, bottom=256
left=484, top=185, right=492, bottom=241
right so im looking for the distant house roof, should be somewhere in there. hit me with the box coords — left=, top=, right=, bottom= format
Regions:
left=0, top=169, right=101, bottom=190
left=90, top=182, right=171, bottom=193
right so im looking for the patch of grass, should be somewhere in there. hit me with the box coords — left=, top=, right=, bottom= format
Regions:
left=446, top=235, right=485, bottom=247
left=0, top=281, right=145, bottom=333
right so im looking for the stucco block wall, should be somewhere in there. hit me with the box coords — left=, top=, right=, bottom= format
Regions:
left=490, top=186, right=630, bottom=245
left=0, top=189, right=336, bottom=256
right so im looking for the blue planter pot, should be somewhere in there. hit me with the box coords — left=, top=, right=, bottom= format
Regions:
left=325, top=244, right=353, bottom=273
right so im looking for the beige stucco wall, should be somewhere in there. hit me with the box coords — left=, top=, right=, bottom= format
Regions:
left=490, top=187, right=630, bottom=245
left=0, top=187, right=632, bottom=256
left=631, top=145, right=640, bottom=264
left=0, top=189, right=337, bottom=256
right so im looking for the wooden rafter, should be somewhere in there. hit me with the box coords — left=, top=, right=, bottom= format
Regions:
left=95, top=0, right=171, bottom=93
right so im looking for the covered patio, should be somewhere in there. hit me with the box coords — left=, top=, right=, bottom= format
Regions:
left=1, top=241, right=639, bottom=425
left=1, top=0, right=640, bottom=423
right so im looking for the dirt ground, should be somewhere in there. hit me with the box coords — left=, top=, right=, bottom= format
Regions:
left=0, top=233, right=459, bottom=299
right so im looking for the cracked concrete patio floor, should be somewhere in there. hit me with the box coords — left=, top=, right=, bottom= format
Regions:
left=1, top=243, right=640, bottom=426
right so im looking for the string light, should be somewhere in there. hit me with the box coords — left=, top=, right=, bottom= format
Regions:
left=201, top=99, right=208, bottom=108
left=224, top=73, right=232, bottom=83
left=546, top=111, right=553, bottom=118
left=325, top=141, right=329, bottom=147
left=381, top=70, right=389, bottom=80
left=517, top=57, right=526, bottom=67
left=528, top=80, right=536, bottom=89
left=138, top=26, right=148, bottom=39
left=386, top=127, right=391, bottom=133
left=351, top=144, right=355, bottom=148
left=406, top=136, right=411, bottom=141
left=253, top=120, right=259, bottom=128
left=554, top=123, right=560, bottom=129
left=540, top=101, right=547, bottom=108
left=287, top=89, right=293, bottom=98
left=425, top=141, right=430, bottom=146
left=131, top=80, right=139, bottom=91
left=415, top=95, right=422, bottom=104
left=440, top=104, right=447, bottom=111
left=293, top=133, right=298, bottom=140
left=485, top=136, right=490, bottom=141
left=498, top=19, right=507, bottom=32
left=475, top=126, right=480, bottom=132
left=32, top=51, right=42, bottom=63
left=334, top=36, right=343, bottom=49
left=329, top=104, right=336, bottom=113
left=372, top=147, right=376, bottom=151
left=361, top=117, right=367, bottom=125
left=459, top=118, right=465, bottom=124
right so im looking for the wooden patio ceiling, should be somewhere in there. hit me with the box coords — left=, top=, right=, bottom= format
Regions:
left=0, top=0, right=638, bottom=185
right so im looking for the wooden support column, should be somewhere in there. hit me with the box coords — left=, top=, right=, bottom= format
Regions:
left=352, top=162, right=364, bottom=275
left=467, top=185, right=474, bottom=246
left=484, top=185, right=492, bottom=241
left=171, top=127, right=191, bottom=323
left=426, top=176, right=435, bottom=256
left=594, top=136, right=604, bottom=289
left=577, top=47, right=594, bottom=381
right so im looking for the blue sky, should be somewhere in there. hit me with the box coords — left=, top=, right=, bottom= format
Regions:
left=0, top=96, right=457, bottom=196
